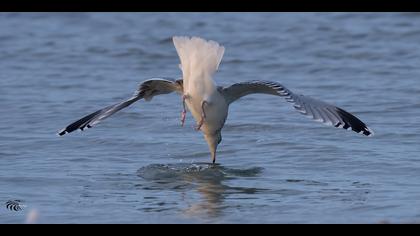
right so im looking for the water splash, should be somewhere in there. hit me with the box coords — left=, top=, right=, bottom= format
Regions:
left=137, top=163, right=264, bottom=182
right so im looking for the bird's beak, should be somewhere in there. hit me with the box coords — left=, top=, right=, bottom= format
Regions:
left=204, top=134, right=219, bottom=163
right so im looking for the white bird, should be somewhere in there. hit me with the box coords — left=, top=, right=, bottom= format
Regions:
left=58, top=36, right=374, bottom=163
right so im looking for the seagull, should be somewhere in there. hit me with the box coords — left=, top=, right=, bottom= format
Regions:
left=58, top=36, right=373, bottom=163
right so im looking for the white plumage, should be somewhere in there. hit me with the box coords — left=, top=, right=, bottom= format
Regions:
left=173, top=36, right=224, bottom=95
left=58, top=36, right=374, bottom=164
left=173, top=36, right=228, bottom=150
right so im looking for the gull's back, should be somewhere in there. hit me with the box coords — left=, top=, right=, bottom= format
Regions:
left=172, top=36, right=228, bottom=135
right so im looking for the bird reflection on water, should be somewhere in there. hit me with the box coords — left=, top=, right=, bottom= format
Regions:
left=137, top=163, right=264, bottom=218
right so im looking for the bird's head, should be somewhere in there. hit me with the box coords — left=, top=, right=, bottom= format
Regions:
left=204, top=132, right=222, bottom=163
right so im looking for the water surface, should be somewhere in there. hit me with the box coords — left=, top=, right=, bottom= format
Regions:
left=1, top=13, right=420, bottom=223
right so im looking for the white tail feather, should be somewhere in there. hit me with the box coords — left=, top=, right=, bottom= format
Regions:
left=173, top=36, right=225, bottom=94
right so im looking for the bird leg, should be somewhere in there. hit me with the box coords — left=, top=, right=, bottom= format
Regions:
left=180, top=94, right=188, bottom=126
left=195, top=101, right=208, bottom=131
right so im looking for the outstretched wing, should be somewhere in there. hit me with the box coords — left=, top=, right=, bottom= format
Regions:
left=58, top=78, right=183, bottom=136
left=222, top=80, right=373, bottom=136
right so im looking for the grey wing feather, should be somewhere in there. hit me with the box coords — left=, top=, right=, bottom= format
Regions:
left=58, top=77, right=183, bottom=136
left=222, top=80, right=373, bottom=136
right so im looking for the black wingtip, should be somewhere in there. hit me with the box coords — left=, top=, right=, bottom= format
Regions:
left=362, top=127, right=374, bottom=137
left=58, top=129, right=67, bottom=136
left=335, top=107, right=374, bottom=137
